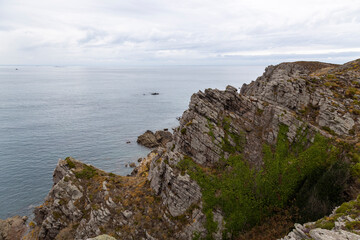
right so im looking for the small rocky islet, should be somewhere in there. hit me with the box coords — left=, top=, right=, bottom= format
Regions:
left=1, top=59, right=360, bottom=240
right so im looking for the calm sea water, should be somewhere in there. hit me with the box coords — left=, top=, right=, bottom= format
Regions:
left=0, top=65, right=264, bottom=219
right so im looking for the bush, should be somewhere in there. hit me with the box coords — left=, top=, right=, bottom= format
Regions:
left=75, top=165, right=98, bottom=179
left=181, top=128, right=187, bottom=135
left=178, top=122, right=348, bottom=238
left=66, top=157, right=76, bottom=169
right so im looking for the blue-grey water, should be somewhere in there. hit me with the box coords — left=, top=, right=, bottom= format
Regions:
left=0, top=65, right=264, bottom=219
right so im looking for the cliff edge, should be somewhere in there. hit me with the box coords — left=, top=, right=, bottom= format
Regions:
left=11, top=59, right=360, bottom=240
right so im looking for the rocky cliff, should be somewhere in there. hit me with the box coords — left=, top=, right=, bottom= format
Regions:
left=6, top=59, right=360, bottom=240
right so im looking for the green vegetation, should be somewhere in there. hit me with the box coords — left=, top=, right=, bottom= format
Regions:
left=207, top=119, right=215, bottom=140
left=181, top=128, right=187, bottom=135
left=178, top=120, right=349, bottom=239
left=256, top=108, right=264, bottom=116
left=185, top=120, right=193, bottom=127
left=335, top=197, right=360, bottom=215
left=321, top=126, right=336, bottom=135
left=345, top=87, right=358, bottom=98
left=52, top=211, right=62, bottom=220
left=75, top=165, right=98, bottom=179
left=65, top=157, right=76, bottom=169
left=345, top=221, right=360, bottom=230
left=314, top=219, right=335, bottom=230
left=306, top=194, right=360, bottom=232
left=220, top=116, right=244, bottom=155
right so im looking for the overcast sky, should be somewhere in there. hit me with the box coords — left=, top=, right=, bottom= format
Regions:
left=0, top=0, right=360, bottom=66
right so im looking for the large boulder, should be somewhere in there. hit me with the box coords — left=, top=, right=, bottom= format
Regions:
left=137, top=130, right=158, bottom=148
left=137, top=130, right=173, bottom=148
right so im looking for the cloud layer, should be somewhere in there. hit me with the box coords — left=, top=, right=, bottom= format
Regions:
left=1, top=0, right=360, bottom=65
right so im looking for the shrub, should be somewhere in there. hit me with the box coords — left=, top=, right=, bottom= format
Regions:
left=345, top=221, right=360, bottom=230
left=178, top=123, right=347, bottom=238
left=181, top=128, right=187, bottom=135
left=65, top=157, right=76, bottom=168
left=321, top=126, right=336, bottom=135
left=315, top=220, right=335, bottom=230
left=75, top=165, right=98, bottom=179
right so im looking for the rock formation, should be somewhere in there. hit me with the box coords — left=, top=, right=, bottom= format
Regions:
left=17, top=59, right=360, bottom=239
left=137, top=130, right=173, bottom=148
left=280, top=195, right=360, bottom=240
left=0, top=216, right=28, bottom=240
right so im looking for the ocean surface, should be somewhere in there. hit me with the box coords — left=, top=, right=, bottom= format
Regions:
left=0, top=65, right=265, bottom=219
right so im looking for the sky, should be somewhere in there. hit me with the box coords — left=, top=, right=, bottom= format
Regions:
left=0, top=0, right=360, bottom=66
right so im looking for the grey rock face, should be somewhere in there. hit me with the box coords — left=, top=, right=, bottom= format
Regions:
left=34, top=160, right=84, bottom=240
left=241, top=61, right=358, bottom=136
left=148, top=152, right=202, bottom=217
left=309, top=229, right=360, bottom=240
left=148, top=60, right=360, bottom=239
left=155, top=130, right=173, bottom=147
left=172, top=83, right=313, bottom=169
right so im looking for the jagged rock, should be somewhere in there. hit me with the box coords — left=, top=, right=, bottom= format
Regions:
left=122, top=210, right=133, bottom=219
left=280, top=196, right=360, bottom=239
left=145, top=231, right=157, bottom=240
left=27, top=155, right=187, bottom=240
left=137, top=130, right=173, bottom=148
left=148, top=60, right=360, bottom=239
left=241, top=61, right=358, bottom=136
left=137, top=130, right=159, bottom=148
left=0, top=216, right=28, bottom=240
left=154, top=130, right=173, bottom=147
left=148, top=154, right=202, bottom=217
left=309, top=228, right=360, bottom=240
left=87, top=234, right=117, bottom=240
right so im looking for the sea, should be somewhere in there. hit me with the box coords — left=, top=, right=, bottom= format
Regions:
left=0, top=65, right=265, bottom=219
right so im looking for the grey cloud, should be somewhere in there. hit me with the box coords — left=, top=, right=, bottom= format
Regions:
left=1, top=0, right=360, bottom=65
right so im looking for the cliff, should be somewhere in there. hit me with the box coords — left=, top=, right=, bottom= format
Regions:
left=6, top=59, right=360, bottom=240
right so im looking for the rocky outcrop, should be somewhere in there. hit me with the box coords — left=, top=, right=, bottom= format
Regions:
left=241, top=61, right=359, bottom=136
left=0, top=216, right=28, bottom=240
left=280, top=195, right=360, bottom=240
left=137, top=130, right=173, bottom=148
left=19, top=59, right=360, bottom=240
left=148, top=59, right=360, bottom=239
left=26, top=156, right=192, bottom=240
